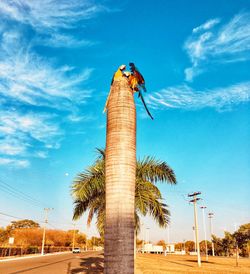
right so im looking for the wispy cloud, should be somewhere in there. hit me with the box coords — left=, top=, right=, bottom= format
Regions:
left=0, top=1, right=104, bottom=168
left=0, top=30, right=93, bottom=167
left=0, top=141, right=26, bottom=156
left=192, top=18, right=220, bottom=33
left=148, top=82, right=250, bottom=110
left=0, top=109, right=64, bottom=167
left=0, top=158, right=30, bottom=168
left=0, top=31, right=92, bottom=109
left=184, top=12, right=250, bottom=81
left=0, top=0, right=105, bottom=30
left=0, top=110, right=62, bottom=150
left=34, top=33, right=95, bottom=48
left=0, top=0, right=106, bottom=48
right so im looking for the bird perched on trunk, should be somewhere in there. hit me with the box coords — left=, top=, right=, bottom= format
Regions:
left=129, top=62, right=147, bottom=92
left=129, top=62, right=153, bottom=120
left=104, top=64, right=127, bottom=113
left=111, top=64, right=126, bottom=85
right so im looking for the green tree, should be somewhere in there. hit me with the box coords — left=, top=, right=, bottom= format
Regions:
left=136, top=238, right=143, bottom=249
left=0, top=227, right=9, bottom=244
left=212, top=235, right=224, bottom=256
left=212, top=232, right=236, bottom=257
left=157, top=240, right=166, bottom=249
left=174, top=242, right=183, bottom=251
left=185, top=240, right=195, bottom=252
left=76, top=233, right=87, bottom=247
left=7, top=219, right=40, bottom=230
left=222, top=231, right=235, bottom=256
left=72, top=149, right=176, bottom=236
left=200, top=240, right=212, bottom=254
left=234, top=223, right=250, bottom=257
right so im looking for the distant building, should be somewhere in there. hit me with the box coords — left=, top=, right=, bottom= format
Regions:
left=142, top=243, right=164, bottom=254
left=165, top=244, right=175, bottom=253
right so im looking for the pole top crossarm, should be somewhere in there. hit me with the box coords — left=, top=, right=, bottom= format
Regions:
left=188, top=192, right=201, bottom=197
left=189, top=198, right=201, bottom=203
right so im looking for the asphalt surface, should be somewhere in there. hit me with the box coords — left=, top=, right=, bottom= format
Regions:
left=0, top=251, right=104, bottom=274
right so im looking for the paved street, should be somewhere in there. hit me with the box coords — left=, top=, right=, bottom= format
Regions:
left=0, top=251, right=104, bottom=274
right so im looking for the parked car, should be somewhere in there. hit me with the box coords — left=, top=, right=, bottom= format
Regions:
left=72, top=247, right=81, bottom=253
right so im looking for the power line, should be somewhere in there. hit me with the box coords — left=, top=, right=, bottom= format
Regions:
left=0, top=211, right=24, bottom=220
left=0, top=178, right=74, bottom=226
left=0, top=185, right=43, bottom=208
left=47, top=222, right=58, bottom=229
left=0, top=177, right=49, bottom=208
left=0, top=211, right=44, bottom=225
left=0, top=211, right=73, bottom=231
left=0, top=177, right=48, bottom=206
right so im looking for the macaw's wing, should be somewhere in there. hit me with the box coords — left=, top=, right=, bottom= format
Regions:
left=138, top=90, right=154, bottom=120
left=134, top=70, right=145, bottom=85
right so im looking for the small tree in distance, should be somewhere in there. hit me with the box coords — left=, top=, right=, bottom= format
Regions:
left=7, top=219, right=40, bottom=230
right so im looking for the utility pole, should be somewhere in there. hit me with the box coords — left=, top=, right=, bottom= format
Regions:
left=188, top=192, right=201, bottom=267
left=234, top=223, right=239, bottom=267
left=193, top=226, right=196, bottom=252
left=41, top=208, right=53, bottom=255
left=200, top=206, right=208, bottom=261
left=208, top=212, right=215, bottom=256
left=146, top=228, right=150, bottom=244
left=72, top=223, right=76, bottom=250
left=167, top=225, right=170, bottom=245
left=141, top=222, right=145, bottom=252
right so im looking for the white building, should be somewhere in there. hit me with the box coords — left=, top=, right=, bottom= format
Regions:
left=142, top=243, right=164, bottom=254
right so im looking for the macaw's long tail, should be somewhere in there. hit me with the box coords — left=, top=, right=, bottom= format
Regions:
left=138, top=90, right=154, bottom=120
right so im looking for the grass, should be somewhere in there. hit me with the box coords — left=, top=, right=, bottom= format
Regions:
left=135, top=253, right=250, bottom=274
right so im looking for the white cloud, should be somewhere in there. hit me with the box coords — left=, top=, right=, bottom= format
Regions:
left=184, top=12, right=250, bottom=81
left=192, top=18, right=220, bottom=33
left=0, top=1, right=102, bottom=167
left=0, top=0, right=105, bottom=48
left=0, top=158, right=30, bottom=168
left=0, top=110, right=62, bottom=167
left=148, top=82, right=250, bottom=111
left=0, top=31, right=92, bottom=108
left=35, top=33, right=94, bottom=48
left=36, top=151, right=48, bottom=159
left=0, top=110, right=62, bottom=147
left=0, top=0, right=105, bottom=31
left=0, top=141, right=26, bottom=156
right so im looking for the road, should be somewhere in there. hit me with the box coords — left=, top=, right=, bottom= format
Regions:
left=0, top=251, right=104, bottom=274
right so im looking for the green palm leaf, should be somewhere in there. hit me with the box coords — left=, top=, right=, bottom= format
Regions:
left=72, top=149, right=176, bottom=235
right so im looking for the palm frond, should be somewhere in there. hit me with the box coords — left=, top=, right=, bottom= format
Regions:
left=71, top=148, right=176, bottom=235
left=72, top=199, right=89, bottom=220
left=137, top=156, right=176, bottom=184
left=96, top=148, right=105, bottom=160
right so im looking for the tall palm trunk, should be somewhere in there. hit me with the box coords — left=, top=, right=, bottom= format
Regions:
left=104, top=77, right=136, bottom=274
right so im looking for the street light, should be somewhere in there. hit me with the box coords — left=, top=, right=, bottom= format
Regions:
left=200, top=206, right=208, bottom=261
left=146, top=228, right=150, bottom=244
left=208, top=212, right=215, bottom=256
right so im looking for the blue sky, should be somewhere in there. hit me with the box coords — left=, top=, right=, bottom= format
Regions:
left=0, top=0, right=249, bottom=243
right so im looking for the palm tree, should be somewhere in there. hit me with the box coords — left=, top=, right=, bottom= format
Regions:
left=72, top=149, right=176, bottom=235
left=73, top=77, right=176, bottom=273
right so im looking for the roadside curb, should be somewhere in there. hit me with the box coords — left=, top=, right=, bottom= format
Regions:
left=0, top=251, right=71, bottom=262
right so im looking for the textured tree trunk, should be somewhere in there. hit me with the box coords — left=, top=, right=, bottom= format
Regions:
left=105, top=77, right=136, bottom=274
